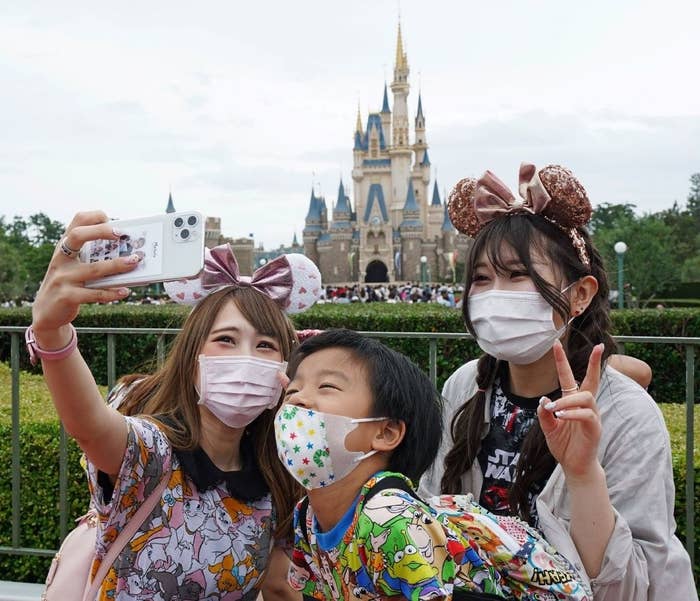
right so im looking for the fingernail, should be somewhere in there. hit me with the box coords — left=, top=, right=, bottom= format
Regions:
left=117, top=288, right=130, bottom=297
left=539, top=396, right=549, bottom=407
left=125, top=254, right=141, bottom=264
left=544, top=401, right=557, bottom=411
left=554, top=409, right=567, bottom=418
left=112, top=227, right=122, bottom=237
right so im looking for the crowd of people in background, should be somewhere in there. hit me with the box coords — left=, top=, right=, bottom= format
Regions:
left=318, top=282, right=463, bottom=306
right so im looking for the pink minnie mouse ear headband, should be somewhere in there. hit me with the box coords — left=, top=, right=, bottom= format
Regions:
left=447, top=162, right=592, bottom=267
left=164, top=244, right=322, bottom=314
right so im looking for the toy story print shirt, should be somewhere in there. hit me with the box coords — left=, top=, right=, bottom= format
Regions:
left=289, top=471, right=592, bottom=600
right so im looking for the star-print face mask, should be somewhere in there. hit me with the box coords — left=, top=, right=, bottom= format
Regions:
left=274, top=404, right=388, bottom=490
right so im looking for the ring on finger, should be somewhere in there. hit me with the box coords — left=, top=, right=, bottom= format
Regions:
left=59, top=237, right=81, bottom=259
left=561, top=384, right=579, bottom=394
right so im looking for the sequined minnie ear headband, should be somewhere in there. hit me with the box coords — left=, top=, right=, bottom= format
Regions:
left=447, top=162, right=592, bottom=267
left=163, top=244, right=323, bottom=314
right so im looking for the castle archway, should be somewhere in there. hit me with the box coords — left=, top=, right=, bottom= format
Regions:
left=365, top=260, right=389, bottom=283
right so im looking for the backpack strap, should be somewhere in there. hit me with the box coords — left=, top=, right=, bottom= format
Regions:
left=82, top=468, right=171, bottom=601
left=297, top=474, right=420, bottom=543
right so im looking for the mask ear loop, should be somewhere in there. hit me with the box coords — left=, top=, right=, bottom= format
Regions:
left=348, top=416, right=391, bottom=464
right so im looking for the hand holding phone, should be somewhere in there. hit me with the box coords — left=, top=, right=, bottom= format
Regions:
left=79, top=211, right=205, bottom=288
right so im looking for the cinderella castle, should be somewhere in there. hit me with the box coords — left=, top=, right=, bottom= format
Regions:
left=302, top=25, right=468, bottom=284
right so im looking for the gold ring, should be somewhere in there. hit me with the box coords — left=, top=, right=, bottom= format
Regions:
left=59, top=238, right=80, bottom=259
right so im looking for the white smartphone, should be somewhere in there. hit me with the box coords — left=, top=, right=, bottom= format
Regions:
left=80, top=210, right=205, bottom=288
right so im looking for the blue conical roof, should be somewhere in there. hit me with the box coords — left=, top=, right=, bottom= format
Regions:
left=403, top=180, right=419, bottom=212
left=305, top=187, right=320, bottom=220
left=166, top=193, right=175, bottom=213
left=335, top=180, right=350, bottom=213
left=381, top=84, right=390, bottom=113
left=442, top=202, right=454, bottom=231
left=416, top=93, right=424, bottom=119
left=431, top=181, right=441, bottom=206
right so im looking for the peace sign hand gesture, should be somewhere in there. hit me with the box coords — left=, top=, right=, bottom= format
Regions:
left=538, top=340, right=605, bottom=481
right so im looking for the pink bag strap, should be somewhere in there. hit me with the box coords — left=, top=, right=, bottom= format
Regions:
left=82, top=468, right=171, bottom=601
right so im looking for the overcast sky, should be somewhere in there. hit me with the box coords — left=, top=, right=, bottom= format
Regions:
left=1, top=1, right=698, bottom=250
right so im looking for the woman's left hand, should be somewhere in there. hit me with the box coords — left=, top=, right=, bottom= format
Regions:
left=538, top=340, right=605, bottom=481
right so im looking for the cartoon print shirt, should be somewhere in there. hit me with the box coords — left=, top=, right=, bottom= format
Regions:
left=288, top=471, right=508, bottom=600
left=477, top=372, right=559, bottom=525
left=86, top=416, right=274, bottom=601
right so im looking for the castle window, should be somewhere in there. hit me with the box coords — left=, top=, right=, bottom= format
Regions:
left=333, top=265, right=338, bottom=275
left=340, top=242, right=345, bottom=251
left=409, top=240, right=414, bottom=250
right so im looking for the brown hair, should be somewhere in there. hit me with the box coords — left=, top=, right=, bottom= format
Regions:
left=440, top=214, right=615, bottom=522
left=116, top=286, right=302, bottom=539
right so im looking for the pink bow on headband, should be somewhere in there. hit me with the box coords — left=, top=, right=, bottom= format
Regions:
left=474, top=163, right=551, bottom=227
left=203, top=245, right=294, bottom=307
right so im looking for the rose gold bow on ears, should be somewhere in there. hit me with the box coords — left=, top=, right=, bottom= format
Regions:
left=472, top=163, right=552, bottom=228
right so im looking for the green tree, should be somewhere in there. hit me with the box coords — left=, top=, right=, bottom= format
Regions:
left=0, top=213, right=65, bottom=301
left=594, top=214, right=682, bottom=307
left=588, top=202, right=636, bottom=233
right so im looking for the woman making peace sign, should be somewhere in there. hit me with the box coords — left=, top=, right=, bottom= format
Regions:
left=420, top=164, right=695, bottom=600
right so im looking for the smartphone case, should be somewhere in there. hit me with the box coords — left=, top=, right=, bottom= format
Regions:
left=80, top=211, right=205, bottom=288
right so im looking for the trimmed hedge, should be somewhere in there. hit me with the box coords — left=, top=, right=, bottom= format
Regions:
left=1, top=305, right=699, bottom=401
left=1, top=304, right=698, bottom=582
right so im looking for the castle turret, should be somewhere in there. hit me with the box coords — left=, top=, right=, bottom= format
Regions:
left=165, top=192, right=175, bottom=213
left=303, top=187, right=322, bottom=264
left=427, top=179, right=444, bottom=240
left=380, top=83, right=391, bottom=143
left=389, top=22, right=413, bottom=225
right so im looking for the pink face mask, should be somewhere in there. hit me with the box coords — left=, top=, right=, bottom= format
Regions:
left=197, top=355, right=287, bottom=428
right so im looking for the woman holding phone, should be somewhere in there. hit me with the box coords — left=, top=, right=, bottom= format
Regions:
left=28, top=211, right=320, bottom=600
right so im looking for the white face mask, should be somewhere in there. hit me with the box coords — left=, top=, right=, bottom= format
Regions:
left=274, top=404, right=387, bottom=489
left=468, top=285, right=575, bottom=365
left=198, top=355, right=287, bottom=428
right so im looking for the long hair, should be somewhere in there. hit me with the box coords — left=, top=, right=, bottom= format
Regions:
left=286, top=329, right=443, bottom=484
left=116, top=286, right=302, bottom=540
left=440, top=215, right=615, bottom=522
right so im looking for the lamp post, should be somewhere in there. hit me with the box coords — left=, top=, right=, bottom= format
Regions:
left=420, top=255, right=427, bottom=286
left=614, top=241, right=627, bottom=309
left=259, top=258, right=267, bottom=267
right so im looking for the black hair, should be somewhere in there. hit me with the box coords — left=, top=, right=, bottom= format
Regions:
left=442, top=214, right=615, bottom=521
left=286, top=328, right=443, bottom=483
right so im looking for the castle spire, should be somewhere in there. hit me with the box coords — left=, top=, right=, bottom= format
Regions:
left=395, top=22, right=408, bottom=71
left=165, top=192, right=175, bottom=213
left=355, top=102, right=362, bottom=133
left=381, top=83, right=390, bottom=113
left=431, top=180, right=441, bottom=206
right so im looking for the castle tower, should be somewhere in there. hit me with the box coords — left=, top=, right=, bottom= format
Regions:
left=303, top=187, right=322, bottom=265
left=389, top=23, right=413, bottom=224
left=380, top=83, right=391, bottom=144
left=411, top=93, right=431, bottom=227
left=427, top=179, right=444, bottom=240
left=400, top=180, right=424, bottom=281
left=165, top=192, right=175, bottom=213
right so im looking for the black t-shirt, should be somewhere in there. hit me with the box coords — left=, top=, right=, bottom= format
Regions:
left=477, top=365, right=560, bottom=525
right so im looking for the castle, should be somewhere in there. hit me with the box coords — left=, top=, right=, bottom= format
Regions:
left=302, top=25, right=468, bottom=284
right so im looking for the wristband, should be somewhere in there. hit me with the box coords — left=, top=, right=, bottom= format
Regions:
left=25, top=324, right=78, bottom=366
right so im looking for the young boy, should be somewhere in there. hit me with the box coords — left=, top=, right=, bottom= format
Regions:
left=274, top=329, right=591, bottom=600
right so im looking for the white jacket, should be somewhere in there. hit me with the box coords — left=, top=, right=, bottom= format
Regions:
left=419, top=360, right=696, bottom=600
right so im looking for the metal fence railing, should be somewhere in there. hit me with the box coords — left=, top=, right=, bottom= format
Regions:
left=1, top=326, right=698, bottom=565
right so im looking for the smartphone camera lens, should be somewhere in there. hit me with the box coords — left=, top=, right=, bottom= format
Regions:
left=187, top=215, right=198, bottom=226
left=181, top=229, right=190, bottom=239
left=174, top=217, right=184, bottom=227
